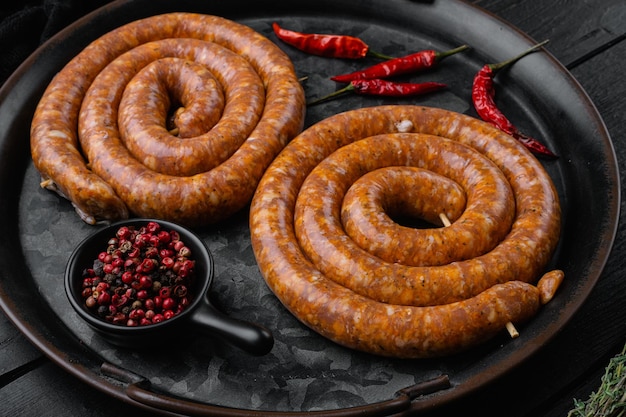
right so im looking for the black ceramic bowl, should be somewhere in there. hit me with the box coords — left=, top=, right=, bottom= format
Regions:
left=65, top=218, right=274, bottom=355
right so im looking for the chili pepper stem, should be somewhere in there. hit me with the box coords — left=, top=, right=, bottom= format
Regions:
left=489, top=39, right=550, bottom=73
left=437, top=44, right=470, bottom=61
left=307, top=85, right=355, bottom=106
left=367, top=50, right=395, bottom=60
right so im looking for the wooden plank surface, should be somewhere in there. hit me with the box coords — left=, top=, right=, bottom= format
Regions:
left=0, top=313, right=43, bottom=383
left=0, top=360, right=156, bottom=417
left=475, top=0, right=626, bottom=67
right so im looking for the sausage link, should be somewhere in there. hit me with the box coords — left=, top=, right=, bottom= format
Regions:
left=342, top=166, right=468, bottom=263
left=125, top=59, right=225, bottom=139
left=537, top=269, right=565, bottom=304
left=250, top=105, right=561, bottom=358
left=112, top=42, right=263, bottom=176
left=119, top=57, right=227, bottom=166
left=296, top=134, right=516, bottom=306
left=31, top=13, right=305, bottom=225
left=342, top=166, right=467, bottom=230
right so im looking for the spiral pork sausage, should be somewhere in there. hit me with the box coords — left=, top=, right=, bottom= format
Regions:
left=296, top=134, right=518, bottom=306
left=249, top=105, right=562, bottom=358
left=30, top=13, right=305, bottom=225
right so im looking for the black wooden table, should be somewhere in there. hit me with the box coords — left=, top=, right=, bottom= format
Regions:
left=1, top=0, right=625, bottom=415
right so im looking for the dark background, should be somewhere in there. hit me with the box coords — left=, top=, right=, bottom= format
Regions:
left=0, top=1, right=115, bottom=84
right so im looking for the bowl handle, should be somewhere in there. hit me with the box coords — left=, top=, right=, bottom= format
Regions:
left=189, top=299, right=274, bottom=356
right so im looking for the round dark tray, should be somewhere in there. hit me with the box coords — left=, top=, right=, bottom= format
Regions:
left=0, top=0, right=619, bottom=415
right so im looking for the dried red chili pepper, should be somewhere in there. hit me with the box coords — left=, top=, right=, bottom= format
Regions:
left=472, top=40, right=557, bottom=158
left=308, top=79, right=446, bottom=106
left=272, top=22, right=392, bottom=59
left=330, top=44, right=469, bottom=83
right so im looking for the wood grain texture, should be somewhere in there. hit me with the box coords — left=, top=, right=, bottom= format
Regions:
left=0, top=361, right=156, bottom=417
left=0, top=313, right=43, bottom=383
left=474, top=0, right=626, bottom=66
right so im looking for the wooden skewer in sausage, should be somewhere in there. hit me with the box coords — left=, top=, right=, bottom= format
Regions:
left=439, top=212, right=452, bottom=227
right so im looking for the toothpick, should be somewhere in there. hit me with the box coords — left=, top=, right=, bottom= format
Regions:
left=506, top=322, right=519, bottom=338
left=439, top=212, right=452, bottom=227
left=40, top=179, right=53, bottom=189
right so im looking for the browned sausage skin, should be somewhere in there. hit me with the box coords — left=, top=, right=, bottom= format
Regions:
left=343, top=166, right=468, bottom=232
left=117, top=55, right=253, bottom=176
left=30, top=13, right=305, bottom=225
left=296, top=134, right=518, bottom=306
left=250, top=105, right=561, bottom=358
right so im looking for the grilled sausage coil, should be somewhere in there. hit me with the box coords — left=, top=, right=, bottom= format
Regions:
left=30, top=12, right=305, bottom=225
left=250, top=105, right=561, bottom=358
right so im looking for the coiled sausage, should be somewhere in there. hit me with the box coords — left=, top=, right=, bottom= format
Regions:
left=296, top=133, right=517, bottom=306
left=249, top=105, right=561, bottom=358
left=30, top=13, right=305, bottom=225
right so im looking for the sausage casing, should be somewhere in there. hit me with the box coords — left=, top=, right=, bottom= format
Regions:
left=250, top=105, right=561, bottom=358
left=31, top=13, right=305, bottom=225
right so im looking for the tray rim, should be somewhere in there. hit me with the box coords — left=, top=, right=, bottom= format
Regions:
left=0, top=0, right=620, bottom=414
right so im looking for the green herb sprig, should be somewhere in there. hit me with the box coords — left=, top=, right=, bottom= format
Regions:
left=568, top=342, right=626, bottom=417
